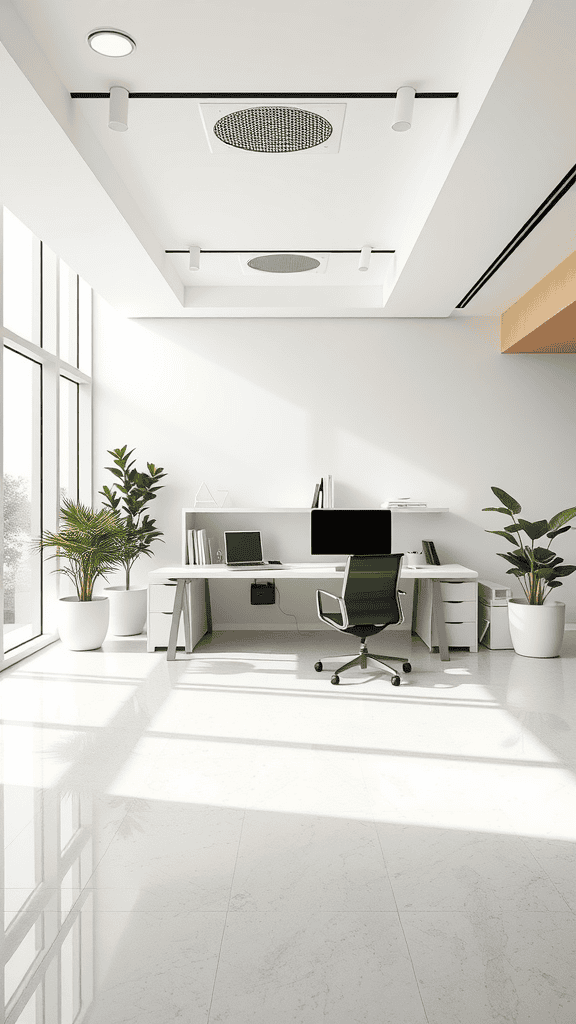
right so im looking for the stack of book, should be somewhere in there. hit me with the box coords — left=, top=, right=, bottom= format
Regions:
left=311, top=475, right=334, bottom=508
left=383, top=497, right=428, bottom=509
left=186, top=528, right=212, bottom=564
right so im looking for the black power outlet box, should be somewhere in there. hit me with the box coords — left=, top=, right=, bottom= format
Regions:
left=251, top=582, right=275, bottom=605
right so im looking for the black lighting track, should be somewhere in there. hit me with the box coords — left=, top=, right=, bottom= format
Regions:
left=70, top=91, right=458, bottom=100
left=457, top=160, right=576, bottom=308
left=165, top=249, right=395, bottom=255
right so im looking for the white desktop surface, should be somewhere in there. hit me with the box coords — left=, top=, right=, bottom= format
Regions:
left=149, top=562, right=477, bottom=581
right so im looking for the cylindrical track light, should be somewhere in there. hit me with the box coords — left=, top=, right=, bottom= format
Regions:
left=358, top=245, right=372, bottom=272
left=189, top=245, right=201, bottom=272
left=392, top=86, right=415, bottom=132
left=108, top=86, right=129, bottom=131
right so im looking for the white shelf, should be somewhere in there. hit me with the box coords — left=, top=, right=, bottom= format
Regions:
left=183, top=507, right=311, bottom=513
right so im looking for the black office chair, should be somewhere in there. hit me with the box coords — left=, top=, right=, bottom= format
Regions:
left=314, top=553, right=411, bottom=686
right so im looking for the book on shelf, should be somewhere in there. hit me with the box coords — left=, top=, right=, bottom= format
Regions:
left=311, top=476, right=334, bottom=509
left=186, top=528, right=212, bottom=564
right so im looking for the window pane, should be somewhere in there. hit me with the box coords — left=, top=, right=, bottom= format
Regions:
left=59, top=260, right=78, bottom=366
left=3, top=209, right=34, bottom=341
left=60, top=377, right=79, bottom=503
left=3, top=348, right=42, bottom=652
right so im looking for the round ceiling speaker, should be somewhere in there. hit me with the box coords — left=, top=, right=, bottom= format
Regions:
left=213, top=106, right=332, bottom=153
left=247, top=253, right=321, bottom=274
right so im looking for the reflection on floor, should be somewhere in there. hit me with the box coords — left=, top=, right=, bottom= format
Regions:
left=2, top=629, right=576, bottom=1024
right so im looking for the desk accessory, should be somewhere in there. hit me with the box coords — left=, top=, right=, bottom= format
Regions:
left=422, top=540, right=440, bottom=565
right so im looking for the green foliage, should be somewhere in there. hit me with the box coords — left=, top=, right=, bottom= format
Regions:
left=483, top=486, right=576, bottom=604
left=99, top=446, right=166, bottom=590
left=39, top=499, right=125, bottom=601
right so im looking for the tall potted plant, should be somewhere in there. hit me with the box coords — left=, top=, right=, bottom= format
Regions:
left=39, top=499, right=125, bottom=650
left=483, top=486, right=576, bottom=657
left=100, top=445, right=166, bottom=635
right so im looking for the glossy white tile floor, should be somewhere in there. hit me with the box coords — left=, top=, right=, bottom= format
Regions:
left=2, top=629, right=576, bottom=1023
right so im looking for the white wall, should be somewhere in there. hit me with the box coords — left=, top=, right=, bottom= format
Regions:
left=93, top=300, right=576, bottom=621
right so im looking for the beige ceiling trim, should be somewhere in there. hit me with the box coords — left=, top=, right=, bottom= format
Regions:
left=501, top=250, right=576, bottom=352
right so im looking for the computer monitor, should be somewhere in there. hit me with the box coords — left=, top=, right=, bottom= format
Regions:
left=310, top=509, right=392, bottom=556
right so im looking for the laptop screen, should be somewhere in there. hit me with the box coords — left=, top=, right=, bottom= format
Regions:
left=224, top=530, right=263, bottom=564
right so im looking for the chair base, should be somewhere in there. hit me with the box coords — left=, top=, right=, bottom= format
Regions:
left=315, top=641, right=411, bottom=686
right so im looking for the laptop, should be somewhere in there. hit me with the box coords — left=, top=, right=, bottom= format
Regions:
left=224, top=530, right=284, bottom=569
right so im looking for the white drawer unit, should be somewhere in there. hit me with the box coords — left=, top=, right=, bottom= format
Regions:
left=147, top=579, right=207, bottom=652
left=415, top=578, right=478, bottom=653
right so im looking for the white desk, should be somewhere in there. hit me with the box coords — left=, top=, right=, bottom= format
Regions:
left=148, top=563, right=478, bottom=662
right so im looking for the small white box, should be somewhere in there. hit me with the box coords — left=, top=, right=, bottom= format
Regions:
left=478, top=600, right=513, bottom=649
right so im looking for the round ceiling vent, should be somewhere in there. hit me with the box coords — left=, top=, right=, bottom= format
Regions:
left=213, top=106, right=333, bottom=153
left=247, top=253, right=321, bottom=274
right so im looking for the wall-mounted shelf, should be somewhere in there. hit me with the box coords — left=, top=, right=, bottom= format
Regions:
left=184, top=507, right=310, bottom=514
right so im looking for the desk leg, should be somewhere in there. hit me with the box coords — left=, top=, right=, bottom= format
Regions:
left=167, top=579, right=186, bottom=661
left=432, top=580, right=450, bottom=661
left=183, top=583, right=193, bottom=654
left=205, top=580, right=213, bottom=634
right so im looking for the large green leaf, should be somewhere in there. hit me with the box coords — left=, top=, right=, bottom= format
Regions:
left=533, top=547, right=556, bottom=563
left=518, top=518, right=549, bottom=540
left=548, top=507, right=576, bottom=531
left=551, top=565, right=576, bottom=577
left=498, top=551, right=530, bottom=570
left=482, top=506, right=513, bottom=514
left=547, top=525, right=572, bottom=540
left=491, top=487, right=521, bottom=514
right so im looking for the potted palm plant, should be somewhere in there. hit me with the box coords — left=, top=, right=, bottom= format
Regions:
left=483, top=486, right=576, bottom=657
left=100, top=446, right=166, bottom=635
left=39, top=499, right=125, bottom=650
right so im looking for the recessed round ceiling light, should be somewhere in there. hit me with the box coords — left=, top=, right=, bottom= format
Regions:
left=87, top=29, right=136, bottom=57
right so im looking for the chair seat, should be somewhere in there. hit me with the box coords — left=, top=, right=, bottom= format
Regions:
left=321, top=611, right=385, bottom=637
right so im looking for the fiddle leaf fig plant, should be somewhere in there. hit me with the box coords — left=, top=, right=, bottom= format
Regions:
left=100, top=446, right=166, bottom=590
left=483, top=486, right=576, bottom=605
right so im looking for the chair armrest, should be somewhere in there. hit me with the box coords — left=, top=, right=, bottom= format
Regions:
left=316, top=589, right=349, bottom=628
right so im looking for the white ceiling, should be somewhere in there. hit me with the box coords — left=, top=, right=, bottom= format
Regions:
left=0, top=0, right=574, bottom=318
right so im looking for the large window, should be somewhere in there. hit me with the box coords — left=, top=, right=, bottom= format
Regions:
left=1, top=208, right=92, bottom=666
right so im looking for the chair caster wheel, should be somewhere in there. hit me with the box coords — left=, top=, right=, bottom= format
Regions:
left=331, top=674, right=340, bottom=685
left=314, top=661, right=323, bottom=672
left=402, top=662, right=412, bottom=673
left=391, top=675, right=401, bottom=686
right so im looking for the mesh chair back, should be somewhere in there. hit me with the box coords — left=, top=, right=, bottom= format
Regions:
left=341, top=553, right=403, bottom=627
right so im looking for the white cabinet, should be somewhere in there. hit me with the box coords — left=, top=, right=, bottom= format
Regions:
left=415, top=579, right=478, bottom=653
left=147, top=579, right=206, bottom=652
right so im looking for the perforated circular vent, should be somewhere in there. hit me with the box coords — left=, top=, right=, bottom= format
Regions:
left=213, top=106, right=332, bottom=153
left=247, top=253, right=321, bottom=274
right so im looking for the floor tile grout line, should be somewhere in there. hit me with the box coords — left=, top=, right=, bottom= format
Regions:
left=371, top=812, right=432, bottom=1024
left=206, top=804, right=247, bottom=1023
left=517, top=834, right=575, bottom=913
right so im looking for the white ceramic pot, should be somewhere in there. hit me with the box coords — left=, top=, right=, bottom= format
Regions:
left=105, top=586, right=147, bottom=636
left=58, top=596, right=109, bottom=651
left=507, top=598, right=565, bottom=658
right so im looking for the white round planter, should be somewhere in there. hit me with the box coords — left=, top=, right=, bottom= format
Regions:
left=507, top=598, right=565, bottom=658
left=105, top=586, right=147, bottom=636
left=58, top=596, right=109, bottom=651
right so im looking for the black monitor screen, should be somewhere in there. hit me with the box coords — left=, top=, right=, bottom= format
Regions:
left=310, top=509, right=392, bottom=556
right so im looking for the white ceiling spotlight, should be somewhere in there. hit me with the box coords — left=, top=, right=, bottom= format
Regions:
left=189, top=245, right=201, bottom=272
left=87, top=29, right=136, bottom=57
left=392, top=86, right=416, bottom=132
left=358, top=246, right=372, bottom=272
left=108, top=87, right=129, bottom=131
